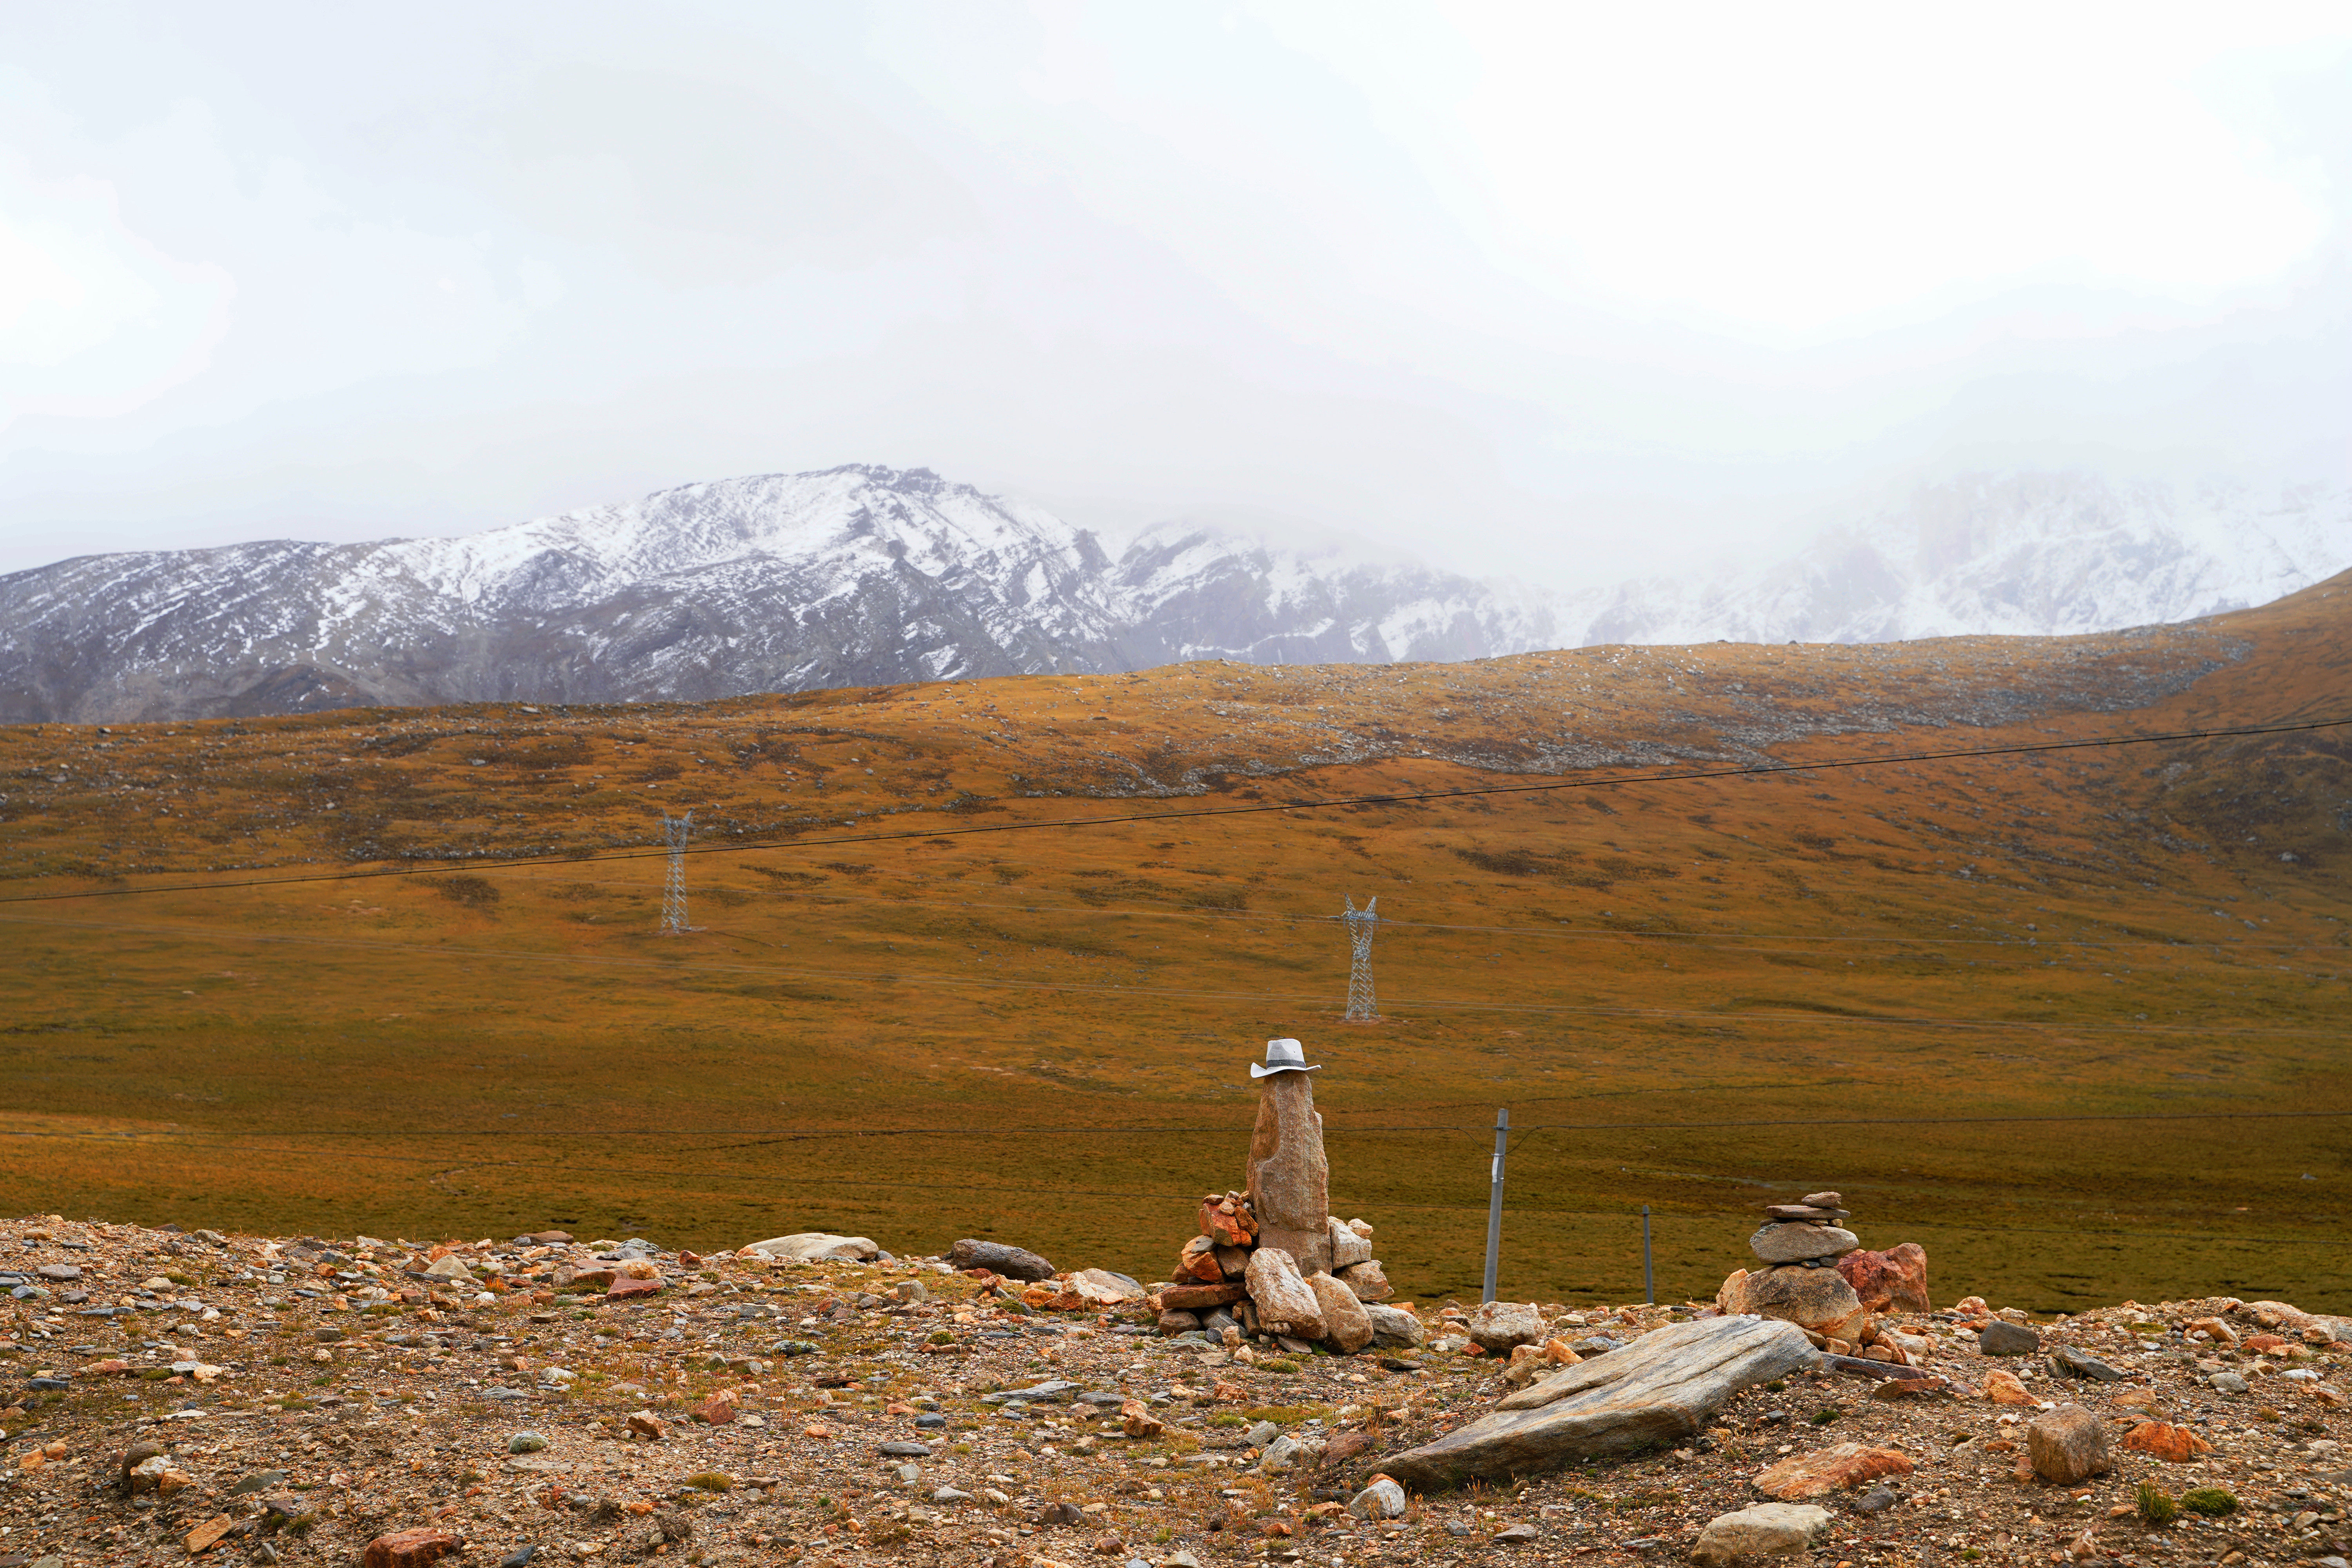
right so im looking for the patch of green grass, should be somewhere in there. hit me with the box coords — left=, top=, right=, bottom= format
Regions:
left=2135, top=1481, right=2179, bottom=1525
left=1808, top=1406, right=1842, bottom=1426
left=1256, top=1358, right=1299, bottom=1374
left=686, top=1472, right=733, bottom=1492
left=2181, top=1488, right=2236, bottom=1517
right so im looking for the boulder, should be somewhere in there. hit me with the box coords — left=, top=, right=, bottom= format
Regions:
left=1243, top=1249, right=1327, bottom=1341
left=1690, top=1503, right=1833, bottom=1566
left=1337, top=1260, right=1394, bottom=1301
left=1979, top=1370, right=2034, bottom=1406
left=2026, top=1404, right=2112, bottom=1485
left=1751, top=1443, right=1913, bottom=1501
left=947, top=1239, right=1056, bottom=1281
left=1835, top=1244, right=1930, bottom=1314
left=1717, top=1269, right=1750, bottom=1313
left=1976, top=1320, right=2040, bottom=1356
left=2121, top=1422, right=2212, bottom=1463
left=1156, top=1310, right=1201, bottom=1336
left=1309, top=1272, right=1375, bottom=1353
left=1066, top=1269, right=1146, bottom=1306
left=1467, top=1301, right=1546, bottom=1354
left=1350, top=1477, right=1408, bottom=1520
left=1365, top=1305, right=1425, bottom=1347
left=1247, top=1071, right=1332, bottom=1275
left=744, top=1233, right=881, bottom=1265
left=1748, top=1225, right=1857, bottom=1264
left=363, top=1530, right=465, bottom=1568
left=1330, top=1217, right=1375, bottom=1268
left=1215, top=1245, right=1252, bottom=1280
left=1381, top=1315, right=1815, bottom=1490
left=1740, top=1267, right=1871, bottom=1345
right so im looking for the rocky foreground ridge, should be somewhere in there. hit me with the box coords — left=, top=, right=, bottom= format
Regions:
left=4, top=1214, right=2349, bottom=1568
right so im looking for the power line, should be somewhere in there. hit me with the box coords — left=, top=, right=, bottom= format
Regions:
left=8, top=1107, right=2343, bottom=1145
left=4, top=712, right=2345, bottom=906
left=4, top=906, right=2343, bottom=1035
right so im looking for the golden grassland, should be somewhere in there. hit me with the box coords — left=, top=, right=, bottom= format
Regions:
left=1, top=574, right=2347, bottom=1312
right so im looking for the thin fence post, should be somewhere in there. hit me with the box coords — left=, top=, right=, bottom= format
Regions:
left=1481, top=1108, right=1509, bottom=1303
left=1642, top=1205, right=1654, bottom=1305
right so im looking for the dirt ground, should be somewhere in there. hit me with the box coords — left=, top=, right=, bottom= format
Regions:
left=4, top=1214, right=2347, bottom=1568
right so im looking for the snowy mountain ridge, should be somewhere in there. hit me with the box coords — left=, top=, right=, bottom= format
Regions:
left=0, top=464, right=2343, bottom=722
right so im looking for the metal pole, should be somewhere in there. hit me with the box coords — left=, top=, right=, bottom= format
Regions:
left=1481, top=1108, right=1509, bottom=1303
left=1641, top=1205, right=1654, bottom=1305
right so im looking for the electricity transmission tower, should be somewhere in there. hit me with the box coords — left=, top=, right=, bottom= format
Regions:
left=1342, top=895, right=1379, bottom=1021
left=659, top=810, right=695, bottom=934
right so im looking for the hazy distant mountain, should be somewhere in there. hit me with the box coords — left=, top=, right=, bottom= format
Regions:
left=1562, top=473, right=2351, bottom=646
left=0, top=465, right=2342, bottom=722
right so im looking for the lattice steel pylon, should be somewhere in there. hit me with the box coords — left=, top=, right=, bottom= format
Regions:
left=1342, top=895, right=1379, bottom=1021
left=659, top=810, right=695, bottom=934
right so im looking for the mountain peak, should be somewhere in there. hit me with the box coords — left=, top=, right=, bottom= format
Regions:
left=0, top=466, right=2343, bottom=722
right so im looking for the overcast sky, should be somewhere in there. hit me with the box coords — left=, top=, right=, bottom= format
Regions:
left=3, top=3, right=2348, bottom=581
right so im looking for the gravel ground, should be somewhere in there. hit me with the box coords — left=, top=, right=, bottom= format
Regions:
left=4, top=1216, right=2346, bottom=1568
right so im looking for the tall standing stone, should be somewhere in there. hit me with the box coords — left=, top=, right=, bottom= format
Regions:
left=1247, top=1071, right=1332, bottom=1275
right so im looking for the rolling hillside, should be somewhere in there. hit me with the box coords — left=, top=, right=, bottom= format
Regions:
left=1, top=573, right=2347, bottom=1310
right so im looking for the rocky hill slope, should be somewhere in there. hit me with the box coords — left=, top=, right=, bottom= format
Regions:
left=1, top=466, right=2343, bottom=723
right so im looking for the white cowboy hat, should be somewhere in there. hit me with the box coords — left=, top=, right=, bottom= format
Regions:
left=1250, top=1038, right=1321, bottom=1078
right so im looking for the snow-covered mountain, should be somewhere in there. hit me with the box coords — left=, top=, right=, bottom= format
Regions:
left=1561, top=474, right=2352, bottom=646
left=0, top=465, right=2343, bottom=722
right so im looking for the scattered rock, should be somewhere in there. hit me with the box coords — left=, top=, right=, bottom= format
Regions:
left=2209, top=1370, right=2249, bottom=1395
left=1976, top=1321, right=2040, bottom=1356
left=950, top=1239, right=1056, bottom=1281
left=743, top=1232, right=880, bottom=1263
left=1466, top=1301, right=1545, bottom=1354
left=1980, top=1370, right=2036, bottom=1406
left=1689, top=1502, right=1833, bottom=1566
left=1384, top=1315, right=1815, bottom=1489
left=1365, top=1303, right=1425, bottom=1346
left=1750, top=1443, right=1914, bottom=1500
left=1349, top=1477, right=1408, bottom=1520
left=2122, top=1422, right=2213, bottom=1462
left=2049, top=1346, right=2127, bottom=1382
left=363, top=1529, right=466, bottom=1568
left=2025, top=1404, right=2112, bottom=1484
left=509, top=1433, right=548, bottom=1454
left=1494, top=1523, right=1539, bottom=1543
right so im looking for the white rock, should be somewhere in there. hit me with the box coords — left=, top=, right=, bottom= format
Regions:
left=742, top=1233, right=880, bottom=1263
left=1350, top=1477, right=1409, bottom=1520
left=1328, top=1216, right=1375, bottom=1268
left=1746, top=1224, right=1857, bottom=1264
left=1366, top=1304, right=1425, bottom=1347
left=1690, top=1503, right=1834, bottom=1566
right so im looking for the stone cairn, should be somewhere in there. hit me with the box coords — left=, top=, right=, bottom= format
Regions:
left=1144, top=1043, right=1399, bottom=1354
left=1717, top=1190, right=1932, bottom=1364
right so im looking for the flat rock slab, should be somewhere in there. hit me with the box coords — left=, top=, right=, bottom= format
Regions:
left=1380, top=1315, right=1815, bottom=1491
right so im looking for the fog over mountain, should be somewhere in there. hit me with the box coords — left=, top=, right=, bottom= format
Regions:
left=0, top=465, right=2343, bottom=723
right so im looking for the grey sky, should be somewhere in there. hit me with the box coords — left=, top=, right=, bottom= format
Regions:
left=3, top=2, right=2347, bottom=581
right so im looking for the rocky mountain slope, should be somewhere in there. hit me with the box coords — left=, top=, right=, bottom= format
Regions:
left=0, top=466, right=2343, bottom=722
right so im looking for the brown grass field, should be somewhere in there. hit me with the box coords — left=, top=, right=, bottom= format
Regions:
left=2, top=573, right=2347, bottom=1312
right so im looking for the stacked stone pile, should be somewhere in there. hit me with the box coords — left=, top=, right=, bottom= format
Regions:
left=1717, top=1190, right=1933, bottom=1363
left=1145, top=1039, right=1407, bottom=1356
left=1153, top=1194, right=1399, bottom=1354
